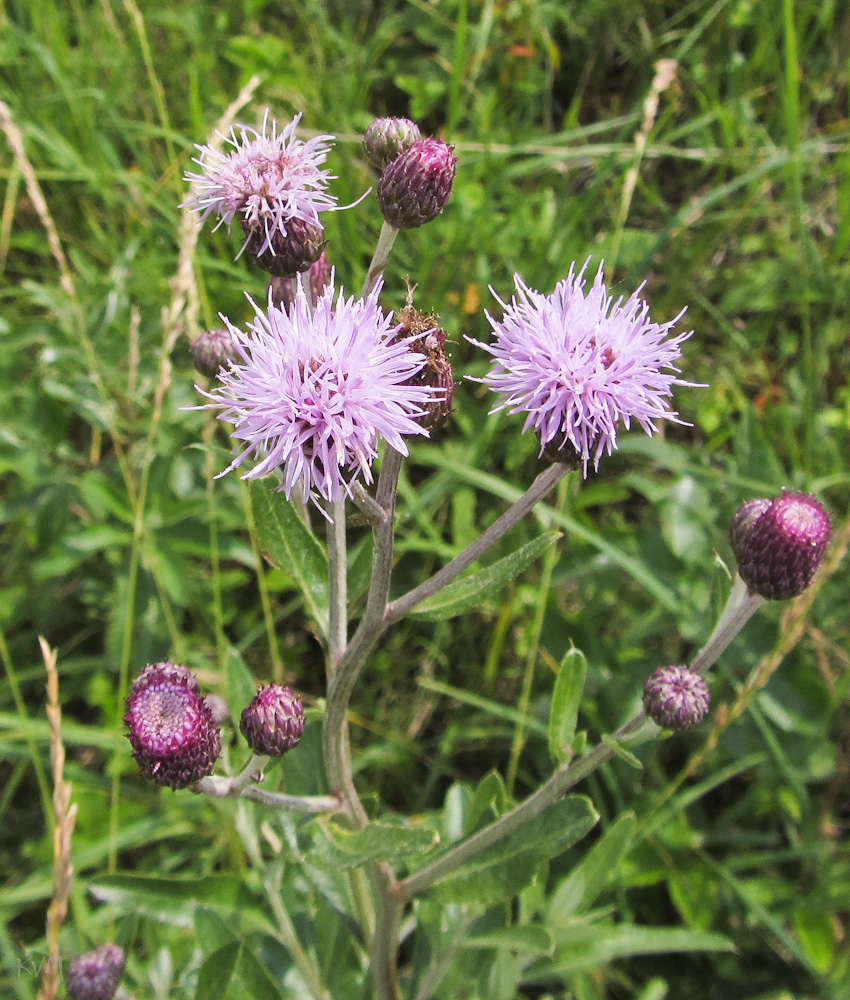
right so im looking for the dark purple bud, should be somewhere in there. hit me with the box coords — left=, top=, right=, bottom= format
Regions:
left=643, top=665, right=710, bottom=730
left=191, top=328, right=236, bottom=379
left=377, top=137, right=457, bottom=230
left=65, top=944, right=125, bottom=1000
left=363, top=117, right=422, bottom=170
left=730, top=490, right=831, bottom=600
left=270, top=250, right=330, bottom=311
left=125, top=663, right=221, bottom=790
left=242, top=216, right=326, bottom=277
left=240, top=683, right=305, bottom=757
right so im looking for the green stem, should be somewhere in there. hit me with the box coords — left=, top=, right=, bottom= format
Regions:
left=361, top=221, right=399, bottom=298
left=326, top=496, right=348, bottom=676
left=265, top=867, right=332, bottom=1000
left=399, top=578, right=764, bottom=902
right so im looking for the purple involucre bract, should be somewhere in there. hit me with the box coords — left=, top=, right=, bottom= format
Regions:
left=474, top=261, right=698, bottom=472
left=196, top=278, right=436, bottom=506
left=182, top=111, right=336, bottom=259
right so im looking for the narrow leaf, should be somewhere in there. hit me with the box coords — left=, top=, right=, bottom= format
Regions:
left=410, top=532, right=561, bottom=621
left=548, top=646, right=587, bottom=764
left=601, top=733, right=643, bottom=770
left=249, top=480, right=329, bottom=633
left=462, top=925, right=555, bottom=955
left=549, top=813, right=636, bottom=921
left=194, top=941, right=286, bottom=1000
left=311, top=821, right=438, bottom=869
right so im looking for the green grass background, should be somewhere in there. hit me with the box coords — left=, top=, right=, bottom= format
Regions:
left=1, top=0, right=849, bottom=997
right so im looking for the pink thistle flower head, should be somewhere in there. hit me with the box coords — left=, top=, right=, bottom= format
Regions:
left=182, top=111, right=336, bottom=263
left=643, top=665, right=709, bottom=730
left=240, top=683, right=305, bottom=757
left=196, top=277, right=437, bottom=508
left=124, top=663, right=221, bottom=790
left=730, top=490, right=831, bottom=600
left=474, top=261, right=699, bottom=472
left=65, top=944, right=125, bottom=1000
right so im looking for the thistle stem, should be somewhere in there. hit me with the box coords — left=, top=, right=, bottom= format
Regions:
left=398, top=574, right=765, bottom=902
left=361, top=221, right=399, bottom=298
left=326, top=496, right=348, bottom=676
left=386, top=462, right=571, bottom=623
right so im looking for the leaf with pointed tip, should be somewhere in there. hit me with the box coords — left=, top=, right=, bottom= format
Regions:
left=410, top=532, right=561, bottom=621
left=249, top=480, right=329, bottom=634
left=548, top=646, right=587, bottom=765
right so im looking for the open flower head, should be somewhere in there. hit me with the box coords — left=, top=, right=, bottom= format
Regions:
left=196, top=278, right=436, bottom=506
left=183, top=111, right=336, bottom=259
left=474, top=261, right=698, bottom=472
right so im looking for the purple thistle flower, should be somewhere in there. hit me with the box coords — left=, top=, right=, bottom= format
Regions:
left=643, top=665, right=710, bottom=730
left=66, top=944, right=125, bottom=1000
left=195, top=277, right=436, bottom=507
left=730, top=490, right=831, bottom=600
left=240, top=683, right=305, bottom=757
left=125, top=663, right=221, bottom=790
left=182, top=111, right=336, bottom=261
left=473, top=261, right=699, bottom=472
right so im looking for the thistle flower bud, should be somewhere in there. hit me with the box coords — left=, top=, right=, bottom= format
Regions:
left=191, top=328, right=236, bottom=379
left=240, top=683, right=305, bottom=757
left=642, top=665, right=709, bottom=730
left=730, top=490, right=831, bottom=600
left=363, top=117, right=422, bottom=170
left=65, top=944, right=125, bottom=1000
left=270, top=250, right=330, bottom=310
left=396, top=301, right=454, bottom=429
left=377, top=137, right=457, bottom=230
left=242, top=216, right=326, bottom=277
left=125, top=663, right=221, bottom=789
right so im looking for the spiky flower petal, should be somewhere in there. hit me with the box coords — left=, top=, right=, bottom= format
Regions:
left=377, top=137, right=457, bottom=229
left=195, top=278, right=436, bottom=507
left=473, top=261, right=698, bottom=473
left=191, top=328, right=237, bottom=379
left=363, top=117, right=422, bottom=170
left=643, top=665, right=709, bottom=730
left=125, top=663, right=221, bottom=790
left=730, top=490, right=831, bottom=600
left=65, top=944, right=125, bottom=1000
left=182, top=111, right=336, bottom=264
left=240, top=684, right=305, bottom=757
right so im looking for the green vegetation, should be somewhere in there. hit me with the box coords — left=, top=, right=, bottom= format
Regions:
left=1, top=1, right=848, bottom=998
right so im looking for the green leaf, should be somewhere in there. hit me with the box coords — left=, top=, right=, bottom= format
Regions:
left=194, top=941, right=286, bottom=1000
left=311, top=821, right=439, bottom=869
left=249, top=480, right=329, bottom=634
left=462, top=925, right=554, bottom=955
left=194, top=909, right=238, bottom=955
left=409, top=532, right=561, bottom=621
left=600, top=733, right=644, bottom=770
left=548, top=646, right=587, bottom=764
left=522, top=924, right=734, bottom=980
left=89, top=875, right=272, bottom=932
left=549, top=813, right=636, bottom=921
left=225, top=647, right=258, bottom=718
left=424, top=796, right=598, bottom=905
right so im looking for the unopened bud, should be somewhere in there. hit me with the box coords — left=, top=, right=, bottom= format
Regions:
left=377, top=137, right=457, bottom=229
left=363, top=117, right=422, bottom=170
left=730, top=490, right=831, bottom=600
left=125, top=663, right=221, bottom=789
left=242, top=216, right=325, bottom=277
left=65, top=944, right=125, bottom=1000
left=191, top=328, right=236, bottom=378
left=643, top=665, right=709, bottom=730
left=240, top=683, right=305, bottom=757
left=270, top=250, right=330, bottom=310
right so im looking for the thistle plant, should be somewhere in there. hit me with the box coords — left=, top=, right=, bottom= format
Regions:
left=112, top=109, right=835, bottom=1000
